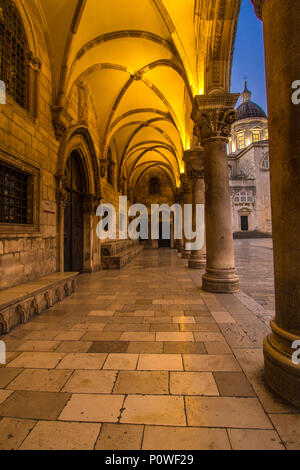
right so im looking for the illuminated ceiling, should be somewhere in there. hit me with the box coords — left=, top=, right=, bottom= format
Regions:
left=36, top=0, right=241, bottom=193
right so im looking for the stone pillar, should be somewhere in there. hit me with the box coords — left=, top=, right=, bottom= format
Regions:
left=55, top=177, right=69, bottom=273
left=192, top=93, right=240, bottom=292
left=183, top=149, right=207, bottom=270
left=174, top=188, right=184, bottom=252
left=251, top=0, right=300, bottom=407
left=180, top=172, right=192, bottom=259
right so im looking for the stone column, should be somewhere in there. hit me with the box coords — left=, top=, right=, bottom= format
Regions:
left=251, top=0, right=300, bottom=407
left=183, top=149, right=207, bottom=269
left=174, top=188, right=184, bottom=252
left=180, top=172, right=192, bottom=259
left=55, top=177, right=69, bottom=273
left=192, top=93, right=240, bottom=292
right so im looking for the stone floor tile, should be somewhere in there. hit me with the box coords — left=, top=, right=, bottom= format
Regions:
left=24, top=330, right=62, bottom=341
left=127, top=342, right=163, bottom=354
left=163, top=341, right=206, bottom=354
left=113, top=371, right=168, bottom=395
left=185, top=397, right=273, bottom=429
left=0, top=390, right=13, bottom=405
left=193, top=332, right=224, bottom=342
left=183, top=354, right=241, bottom=372
left=156, top=332, right=194, bottom=342
left=56, top=353, right=107, bottom=370
left=95, top=423, right=143, bottom=450
left=0, top=418, right=36, bottom=450
left=103, top=353, right=139, bottom=370
left=62, top=370, right=117, bottom=393
left=58, top=394, right=124, bottom=423
left=269, top=414, right=300, bottom=450
left=210, top=311, right=236, bottom=324
left=104, top=324, right=150, bottom=332
left=150, top=324, right=179, bottom=332
left=55, top=341, right=92, bottom=353
left=17, top=341, right=61, bottom=352
left=20, top=421, right=100, bottom=450
left=0, top=368, right=23, bottom=388
left=7, top=369, right=72, bottom=392
left=133, top=310, right=156, bottom=316
left=172, top=317, right=195, bottom=324
left=88, top=310, right=115, bottom=317
left=143, top=426, right=231, bottom=450
left=81, top=332, right=122, bottom=341
left=180, top=324, right=219, bottom=333
left=170, top=372, right=219, bottom=396
left=0, top=391, right=71, bottom=420
left=121, top=395, right=186, bottom=426
left=54, top=331, right=85, bottom=341
left=143, top=317, right=172, bottom=323
left=120, top=332, right=155, bottom=342
left=204, top=341, right=232, bottom=355
left=227, top=429, right=285, bottom=450
left=213, top=372, right=256, bottom=397
left=7, top=352, right=65, bottom=369
left=88, top=341, right=129, bottom=354
left=138, top=354, right=183, bottom=371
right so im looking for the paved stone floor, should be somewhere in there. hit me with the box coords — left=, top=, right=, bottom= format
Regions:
left=0, top=247, right=299, bottom=450
left=234, top=239, right=275, bottom=317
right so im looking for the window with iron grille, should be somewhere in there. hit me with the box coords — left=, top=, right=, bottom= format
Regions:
left=0, top=162, right=31, bottom=224
left=0, top=0, right=28, bottom=109
left=150, top=177, right=160, bottom=195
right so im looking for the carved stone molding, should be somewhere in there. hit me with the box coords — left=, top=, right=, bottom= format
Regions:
left=55, top=175, right=69, bottom=207
left=100, top=158, right=108, bottom=178
left=51, top=106, right=74, bottom=141
left=180, top=173, right=190, bottom=195
left=191, top=94, right=239, bottom=145
left=26, top=51, right=42, bottom=72
left=83, top=194, right=101, bottom=214
left=251, top=0, right=265, bottom=19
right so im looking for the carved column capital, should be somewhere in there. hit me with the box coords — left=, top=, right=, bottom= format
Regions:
left=191, top=93, right=239, bottom=145
left=251, top=0, right=265, bottom=20
left=183, top=149, right=205, bottom=180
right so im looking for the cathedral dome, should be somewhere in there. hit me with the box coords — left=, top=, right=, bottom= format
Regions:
left=236, top=81, right=267, bottom=120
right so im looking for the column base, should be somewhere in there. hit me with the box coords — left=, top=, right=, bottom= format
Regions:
left=264, top=320, right=300, bottom=408
left=188, top=255, right=206, bottom=269
left=181, top=250, right=191, bottom=259
left=202, top=267, right=239, bottom=293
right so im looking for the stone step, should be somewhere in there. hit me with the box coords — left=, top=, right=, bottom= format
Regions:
left=0, top=272, right=79, bottom=335
left=102, top=245, right=144, bottom=270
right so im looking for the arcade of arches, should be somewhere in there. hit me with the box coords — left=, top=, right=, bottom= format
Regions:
left=0, top=0, right=299, bottom=450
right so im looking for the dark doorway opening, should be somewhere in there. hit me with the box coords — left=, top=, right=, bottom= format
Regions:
left=241, top=215, right=249, bottom=231
left=159, top=220, right=171, bottom=248
left=64, top=151, right=85, bottom=272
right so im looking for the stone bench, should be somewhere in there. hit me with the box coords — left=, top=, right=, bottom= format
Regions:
left=101, top=240, right=144, bottom=269
left=0, top=272, right=79, bottom=335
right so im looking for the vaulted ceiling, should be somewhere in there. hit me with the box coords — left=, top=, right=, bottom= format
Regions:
left=36, top=0, right=241, bottom=192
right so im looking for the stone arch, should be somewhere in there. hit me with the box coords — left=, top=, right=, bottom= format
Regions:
left=56, top=125, right=101, bottom=273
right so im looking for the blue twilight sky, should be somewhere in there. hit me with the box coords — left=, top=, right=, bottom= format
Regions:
left=231, top=0, right=267, bottom=114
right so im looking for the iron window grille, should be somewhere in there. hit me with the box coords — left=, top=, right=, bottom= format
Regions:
left=0, top=161, right=32, bottom=224
left=0, top=0, right=28, bottom=109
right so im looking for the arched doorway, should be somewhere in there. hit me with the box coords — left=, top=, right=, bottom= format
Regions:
left=64, top=151, right=86, bottom=272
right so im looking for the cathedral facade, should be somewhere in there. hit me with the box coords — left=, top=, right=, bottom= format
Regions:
left=228, top=82, right=271, bottom=235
